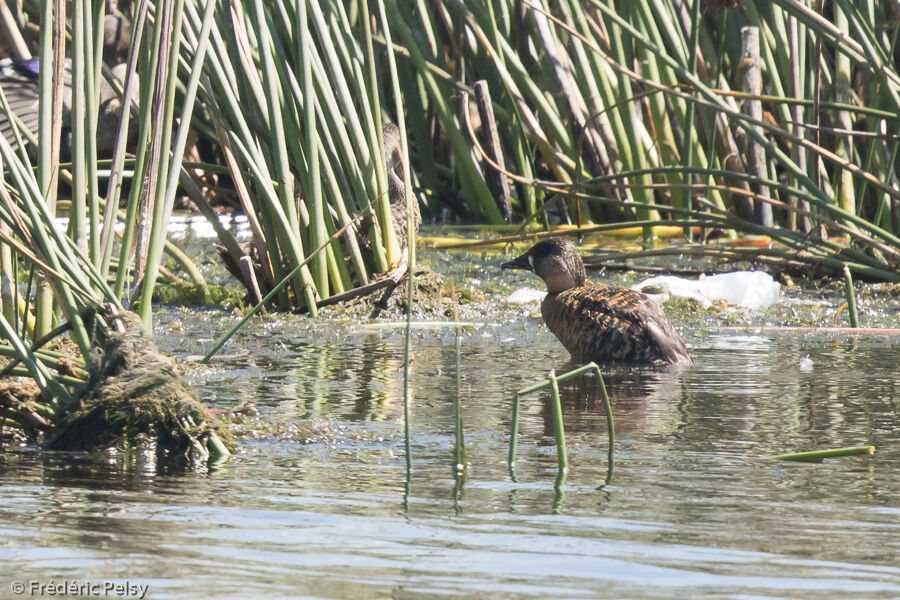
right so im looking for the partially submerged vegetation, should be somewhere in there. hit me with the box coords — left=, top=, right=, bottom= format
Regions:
left=510, top=362, right=615, bottom=485
left=48, top=309, right=232, bottom=462
left=0, top=305, right=231, bottom=465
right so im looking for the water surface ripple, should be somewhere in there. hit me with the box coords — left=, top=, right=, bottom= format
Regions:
left=2, top=257, right=899, bottom=599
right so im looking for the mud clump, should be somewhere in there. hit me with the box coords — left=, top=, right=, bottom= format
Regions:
left=0, top=380, right=45, bottom=442
left=50, top=310, right=232, bottom=465
left=321, top=264, right=445, bottom=319
left=376, top=264, right=444, bottom=315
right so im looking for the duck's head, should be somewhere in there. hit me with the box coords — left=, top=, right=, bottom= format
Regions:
left=502, top=238, right=586, bottom=293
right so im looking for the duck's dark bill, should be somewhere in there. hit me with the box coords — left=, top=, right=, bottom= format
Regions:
left=501, top=254, right=531, bottom=271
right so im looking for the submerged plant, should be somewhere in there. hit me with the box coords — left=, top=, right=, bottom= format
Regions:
left=771, top=445, right=875, bottom=463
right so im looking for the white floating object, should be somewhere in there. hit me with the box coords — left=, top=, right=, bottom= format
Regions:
left=633, top=276, right=711, bottom=307
left=798, top=355, right=813, bottom=372
left=506, top=287, right=546, bottom=304
left=632, top=271, right=780, bottom=310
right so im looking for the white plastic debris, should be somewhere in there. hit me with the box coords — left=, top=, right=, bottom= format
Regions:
left=632, top=271, right=780, bottom=310
left=798, top=355, right=813, bottom=372
left=505, top=287, right=546, bottom=304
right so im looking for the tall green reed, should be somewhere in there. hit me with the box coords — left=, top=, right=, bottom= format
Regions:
left=0, top=0, right=205, bottom=403
left=357, top=0, right=900, bottom=278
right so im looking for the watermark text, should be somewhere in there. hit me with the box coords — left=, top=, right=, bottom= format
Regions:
left=9, top=580, right=149, bottom=599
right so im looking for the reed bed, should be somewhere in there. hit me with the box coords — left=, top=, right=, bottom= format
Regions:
left=170, top=0, right=900, bottom=324
left=0, top=0, right=231, bottom=460
left=449, top=0, right=900, bottom=279
left=8, top=0, right=898, bottom=332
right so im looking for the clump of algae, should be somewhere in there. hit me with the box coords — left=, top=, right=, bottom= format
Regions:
left=49, top=310, right=232, bottom=467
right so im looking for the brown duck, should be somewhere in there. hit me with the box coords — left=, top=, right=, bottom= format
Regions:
left=502, top=238, right=691, bottom=365
left=382, top=122, right=421, bottom=251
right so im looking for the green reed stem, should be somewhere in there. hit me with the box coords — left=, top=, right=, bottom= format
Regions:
left=509, top=391, right=521, bottom=471
left=678, top=0, right=702, bottom=240
left=34, top=0, right=64, bottom=339
left=453, top=290, right=465, bottom=472
left=548, top=370, right=568, bottom=473
left=84, top=0, right=101, bottom=266
left=206, top=430, right=232, bottom=459
left=68, top=0, right=86, bottom=255
left=552, top=471, right=566, bottom=514
left=138, top=0, right=186, bottom=327
left=772, top=445, right=874, bottom=462
left=589, top=363, right=615, bottom=486
left=509, top=362, right=614, bottom=479
left=300, top=0, right=327, bottom=295
left=99, top=1, right=147, bottom=283
left=843, top=265, right=860, bottom=327
left=0, top=313, right=72, bottom=408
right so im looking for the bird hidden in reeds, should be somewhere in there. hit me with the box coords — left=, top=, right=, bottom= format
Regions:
left=0, top=10, right=134, bottom=158
left=0, top=58, right=136, bottom=159
left=381, top=122, right=420, bottom=251
left=502, top=238, right=691, bottom=365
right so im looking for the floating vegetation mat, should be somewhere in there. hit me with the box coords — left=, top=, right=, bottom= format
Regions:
left=47, top=310, right=233, bottom=468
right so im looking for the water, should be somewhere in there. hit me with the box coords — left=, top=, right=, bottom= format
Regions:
left=1, top=239, right=899, bottom=599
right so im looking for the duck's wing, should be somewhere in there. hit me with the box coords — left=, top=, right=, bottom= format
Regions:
left=545, top=286, right=690, bottom=364
left=611, top=287, right=691, bottom=364
left=645, top=320, right=692, bottom=365
left=601, top=286, right=691, bottom=364
left=542, top=286, right=645, bottom=362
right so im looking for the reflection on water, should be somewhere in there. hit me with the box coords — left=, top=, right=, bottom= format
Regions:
left=2, top=289, right=900, bottom=597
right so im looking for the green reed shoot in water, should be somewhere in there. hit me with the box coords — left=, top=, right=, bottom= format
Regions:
left=509, top=363, right=615, bottom=481
left=772, top=446, right=875, bottom=463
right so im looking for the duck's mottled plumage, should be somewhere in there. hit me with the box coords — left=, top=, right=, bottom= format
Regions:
left=382, top=122, right=420, bottom=251
left=502, top=238, right=691, bottom=365
left=0, top=57, right=135, bottom=158
left=355, top=123, right=420, bottom=258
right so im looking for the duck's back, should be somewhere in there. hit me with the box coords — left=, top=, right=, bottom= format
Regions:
left=0, top=61, right=41, bottom=151
left=541, top=284, right=691, bottom=364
